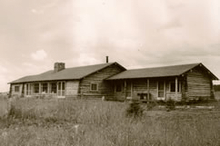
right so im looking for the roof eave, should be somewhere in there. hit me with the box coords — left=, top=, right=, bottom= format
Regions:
left=106, top=75, right=182, bottom=80
left=81, top=62, right=126, bottom=79
left=9, top=78, right=82, bottom=84
left=181, top=63, right=219, bottom=80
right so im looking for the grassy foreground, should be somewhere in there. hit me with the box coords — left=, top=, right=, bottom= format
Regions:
left=1, top=96, right=220, bottom=146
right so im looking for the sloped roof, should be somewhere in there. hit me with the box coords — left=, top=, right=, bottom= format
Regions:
left=107, top=63, right=218, bottom=80
left=10, top=62, right=125, bottom=84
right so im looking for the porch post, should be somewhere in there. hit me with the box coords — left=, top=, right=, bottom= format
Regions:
left=24, top=84, right=27, bottom=96
left=131, top=82, right=133, bottom=99
left=56, top=82, right=59, bottom=96
left=39, top=83, right=41, bottom=94
left=175, top=77, right=178, bottom=97
left=164, top=81, right=166, bottom=100
left=124, top=80, right=127, bottom=99
left=48, top=83, right=50, bottom=94
left=147, top=79, right=150, bottom=100
left=21, top=83, right=25, bottom=97
left=61, top=82, right=63, bottom=96
left=30, top=84, right=32, bottom=95
left=31, top=84, right=33, bottom=95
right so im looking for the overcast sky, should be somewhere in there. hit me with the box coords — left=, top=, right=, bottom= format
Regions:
left=0, top=0, right=220, bottom=91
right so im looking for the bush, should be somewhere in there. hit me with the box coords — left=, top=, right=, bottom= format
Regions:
left=146, top=101, right=157, bottom=110
left=166, top=99, right=176, bottom=111
left=126, top=101, right=143, bottom=118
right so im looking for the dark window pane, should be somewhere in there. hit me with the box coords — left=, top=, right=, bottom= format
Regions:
left=62, top=82, right=65, bottom=90
left=91, top=84, right=98, bottom=91
left=42, top=83, right=48, bottom=93
left=51, top=83, right=57, bottom=93
left=158, top=82, right=164, bottom=90
left=15, top=86, right=20, bottom=92
left=170, top=82, right=175, bottom=92
left=34, top=84, right=39, bottom=93
left=116, top=84, right=122, bottom=92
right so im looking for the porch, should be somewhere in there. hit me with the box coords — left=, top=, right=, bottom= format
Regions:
left=24, top=81, right=66, bottom=98
left=111, top=77, right=183, bottom=102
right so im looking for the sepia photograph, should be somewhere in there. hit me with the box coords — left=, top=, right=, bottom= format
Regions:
left=0, top=0, right=220, bottom=145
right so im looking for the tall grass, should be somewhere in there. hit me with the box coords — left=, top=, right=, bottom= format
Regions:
left=1, top=97, right=220, bottom=146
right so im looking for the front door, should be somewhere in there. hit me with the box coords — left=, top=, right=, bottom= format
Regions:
left=158, top=81, right=165, bottom=99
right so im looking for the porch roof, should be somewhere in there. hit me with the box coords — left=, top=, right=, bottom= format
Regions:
left=10, top=62, right=125, bottom=84
left=107, top=63, right=218, bottom=80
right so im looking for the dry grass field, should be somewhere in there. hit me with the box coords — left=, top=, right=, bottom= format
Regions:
left=1, top=95, right=220, bottom=146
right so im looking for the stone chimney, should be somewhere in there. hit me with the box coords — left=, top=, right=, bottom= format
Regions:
left=54, top=62, right=65, bottom=72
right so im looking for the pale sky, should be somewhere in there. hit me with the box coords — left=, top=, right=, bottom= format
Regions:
left=0, top=0, right=220, bottom=92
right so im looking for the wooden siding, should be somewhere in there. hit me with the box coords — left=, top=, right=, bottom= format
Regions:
left=113, top=80, right=125, bottom=101
left=11, top=84, right=23, bottom=96
left=126, top=81, right=132, bottom=97
left=186, top=67, right=212, bottom=99
left=79, top=64, right=124, bottom=98
left=66, top=81, right=79, bottom=98
left=149, top=81, right=158, bottom=99
left=132, top=79, right=147, bottom=100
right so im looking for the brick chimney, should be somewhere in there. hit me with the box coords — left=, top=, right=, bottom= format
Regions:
left=54, top=62, right=65, bottom=72
left=106, top=56, right=109, bottom=63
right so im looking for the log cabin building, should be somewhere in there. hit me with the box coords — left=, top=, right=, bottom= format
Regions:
left=9, top=62, right=218, bottom=101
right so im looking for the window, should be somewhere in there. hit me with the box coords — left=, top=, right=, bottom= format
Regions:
left=170, top=82, right=175, bottom=92
left=62, top=82, right=65, bottom=90
left=51, top=83, right=57, bottom=93
left=34, top=83, right=39, bottom=93
left=170, top=81, right=181, bottom=92
left=42, top=83, right=48, bottom=93
left=26, top=84, right=31, bottom=95
left=90, top=83, right=98, bottom=91
left=116, top=84, right=122, bottom=92
left=158, top=81, right=164, bottom=97
left=14, top=86, right=20, bottom=92
left=58, top=82, right=65, bottom=96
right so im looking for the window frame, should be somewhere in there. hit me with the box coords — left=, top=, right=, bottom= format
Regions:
left=157, top=81, right=165, bottom=98
left=41, top=83, right=48, bottom=93
left=90, top=83, right=98, bottom=91
left=26, top=83, right=32, bottom=95
left=34, top=83, right=39, bottom=94
left=51, top=82, right=57, bottom=94
left=14, top=85, right=20, bottom=92
left=57, top=81, right=66, bottom=96
left=169, top=81, right=181, bottom=93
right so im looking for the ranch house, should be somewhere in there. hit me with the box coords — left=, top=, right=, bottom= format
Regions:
left=9, top=62, right=218, bottom=101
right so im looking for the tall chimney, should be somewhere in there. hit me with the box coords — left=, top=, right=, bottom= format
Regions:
left=106, top=56, right=109, bottom=63
left=54, top=62, right=65, bottom=72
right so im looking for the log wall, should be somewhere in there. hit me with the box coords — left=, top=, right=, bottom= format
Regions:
left=186, top=67, right=212, bottom=99
left=66, top=81, right=79, bottom=98
left=113, top=80, right=126, bottom=101
left=79, top=63, right=125, bottom=99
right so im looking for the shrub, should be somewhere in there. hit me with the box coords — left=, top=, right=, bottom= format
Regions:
left=166, top=99, right=176, bottom=111
left=126, top=101, right=143, bottom=118
left=146, top=101, right=157, bottom=110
